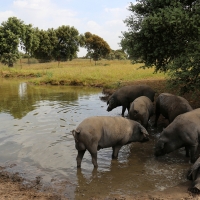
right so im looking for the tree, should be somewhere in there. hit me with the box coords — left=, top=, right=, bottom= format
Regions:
left=20, top=25, right=40, bottom=64
left=114, top=49, right=127, bottom=60
left=33, top=26, right=84, bottom=63
left=54, top=25, right=84, bottom=62
left=0, top=17, right=25, bottom=67
left=84, top=32, right=111, bottom=64
left=121, top=0, right=200, bottom=93
left=106, top=50, right=115, bottom=60
left=33, top=28, right=57, bottom=62
left=106, top=49, right=127, bottom=60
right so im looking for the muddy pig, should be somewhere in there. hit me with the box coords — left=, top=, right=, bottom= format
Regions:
left=72, top=116, right=149, bottom=168
left=129, top=96, right=154, bottom=128
left=154, top=108, right=200, bottom=163
left=154, top=93, right=192, bottom=126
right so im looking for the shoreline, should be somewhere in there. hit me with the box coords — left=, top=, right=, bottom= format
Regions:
left=0, top=167, right=198, bottom=200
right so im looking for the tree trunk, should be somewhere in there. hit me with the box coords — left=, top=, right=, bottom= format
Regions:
left=20, top=59, right=22, bottom=69
left=58, top=57, right=60, bottom=67
left=8, top=62, right=13, bottom=67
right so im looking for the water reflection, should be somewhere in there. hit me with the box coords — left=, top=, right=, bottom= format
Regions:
left=73, top=137, right=190, bottom=199
left=0, top=80, right=80, bottom=119
left=18, top=82, right=27, bottom=99
left=0, top=79, right=192, bottom=199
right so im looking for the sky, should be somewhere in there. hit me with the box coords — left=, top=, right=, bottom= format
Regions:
left=0, top=0, right=135, bottom=57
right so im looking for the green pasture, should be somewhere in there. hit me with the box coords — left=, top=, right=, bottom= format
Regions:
left=0, top=59, right=166, bottom=89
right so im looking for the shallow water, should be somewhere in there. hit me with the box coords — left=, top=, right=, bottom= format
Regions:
left=0, top=79, right=191, bottom=199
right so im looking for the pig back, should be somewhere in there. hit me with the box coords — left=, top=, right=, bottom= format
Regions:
left=115, top=85, right=155, bottom=102
left=156, top=93, right=192, bottom=121
left=165, top=108, right=200, bottom=139
left=131, top=96, right=153, bottom=113
left=76, top=116, right=136, bottom=147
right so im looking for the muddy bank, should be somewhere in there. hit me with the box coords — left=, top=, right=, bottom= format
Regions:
left=0, top=168, right=198, bottom=200
left=0, top=169, right=61, bottom=200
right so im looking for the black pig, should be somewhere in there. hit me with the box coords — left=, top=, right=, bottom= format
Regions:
left=154, top=93, right=193, bottom=127
left=154, top=108, right=200, bottom=163
left=107, top=85, right=155, bottom=116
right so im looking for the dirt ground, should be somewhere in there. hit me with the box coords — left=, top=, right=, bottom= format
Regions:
left=1, top=79, right=200, bottom=200
left=0, top=169, right=60, bottom=200
left=0, top=168, right=199, bottom=200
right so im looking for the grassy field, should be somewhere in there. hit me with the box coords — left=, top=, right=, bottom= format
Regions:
left=0, top=58, right=166, bottom=89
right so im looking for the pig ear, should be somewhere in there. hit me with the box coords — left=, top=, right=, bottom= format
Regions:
left=107, top=95, right=113, bottom=105
left=71, top=129, right=80, bottom=136
left=134, top=110, right=138, bottom=114
left=72, top=130, right=77, bottom=138
left=72, top=130, right=75, bottom=137
left=139, top=124, right=149, bottom=137
left=109, top=97, right=114, bottom=105
left=72, top=129, right=80, bottom=142
left=107, top=97, right=111, bottom=105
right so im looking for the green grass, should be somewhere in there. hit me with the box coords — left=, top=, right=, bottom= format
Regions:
left=0, top=59, right=166, bottom=89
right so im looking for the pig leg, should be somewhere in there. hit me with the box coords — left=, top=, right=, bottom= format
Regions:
left=77, top=150, right=86, bottom=168
left=127, top=104, right=130, bottom=113
left=122, top=106, right=126, bottom=117
left=112, top=145, right=122, bottom=159
left=142, top=118, right=148, bottom=128
left=91, top=153, right=98, bottom=168
left=88, top=144, right=98, bottom=168
left=185, top=146, right=190, bottom=157
left=154, top=105, right=160, bottom=127
left=190, top=145, right=198, bottom=163
left=122, top=103, right=130, bottom=116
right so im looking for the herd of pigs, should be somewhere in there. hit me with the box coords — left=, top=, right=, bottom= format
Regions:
left=72, top=85, right=200, bottom=194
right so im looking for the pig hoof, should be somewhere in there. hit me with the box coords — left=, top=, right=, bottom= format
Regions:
left=112, top=155, right=118, bottom=159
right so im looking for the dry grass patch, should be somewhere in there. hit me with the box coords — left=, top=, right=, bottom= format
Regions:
left=0, top=59, right=166, bottom=88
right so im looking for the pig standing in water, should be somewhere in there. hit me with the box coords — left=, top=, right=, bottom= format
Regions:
left=72, top=116, right=149, bottom=168
left=154, top=108, right=200, bottom=163
left=107, top=85, right=155, bottom=116
left=129, top=96, right=154, bottom=128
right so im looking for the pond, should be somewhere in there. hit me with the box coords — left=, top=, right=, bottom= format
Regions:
left=0, top=79, right=191, bottom=199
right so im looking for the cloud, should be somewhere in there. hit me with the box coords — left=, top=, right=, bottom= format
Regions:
left=0, top=0, right=131, bottom=56
left=0, top=11, right=15, bottom=24
left=86, top=21, right=102, bottom=32
left=104, top=4, right=129, bottom=20
left=12, top=0, right=80, bottom=29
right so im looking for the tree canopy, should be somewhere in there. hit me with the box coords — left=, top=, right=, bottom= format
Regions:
left=105, top=49, right=128, bottom=60
left=33, top=28, right=57, bottom=62
left=121, top=0, right=200, bottom=93
left=54, top=25, right=84, bottom=61
left=84, top=32, right=111, bottom=63
left=0, top=17, right=85, bottom=65
left=0, top=17, right=25, bottom=66
left=0, top=17, right=114, bottom=66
